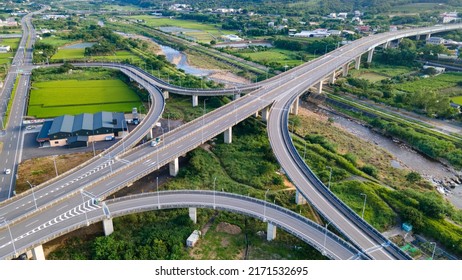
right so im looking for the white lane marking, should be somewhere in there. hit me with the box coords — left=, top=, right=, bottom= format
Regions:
left=24, top=219, right=39, bottom=228
left=55, top=204, right=68, bottom=212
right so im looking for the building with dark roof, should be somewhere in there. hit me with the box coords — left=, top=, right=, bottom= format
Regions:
left=37, top=112, right=127, bottom=147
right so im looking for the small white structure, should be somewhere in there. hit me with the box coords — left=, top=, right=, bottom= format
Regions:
left=328, top=13, right=337, bottom=19
left=294, top=29, right=330, bottom=38
left=0, top=45, right=10, bottom=52
left=328, top=30, right=342, bottom=36
left=389, top=25, right=398, bottom=32
left=186, top=230, right=201, bottom=247
left=426, top=36, right=445, bottom=45
left=338, top=12, right=348, bottom=19
left=222, top=34, right=244, bottom=42
left=268, top=21, right=275, bottom=27
left=441, top=11, right=459, bottom=23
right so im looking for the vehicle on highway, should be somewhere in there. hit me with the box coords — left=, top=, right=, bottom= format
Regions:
left=151, top=137, right=161, bottom=147
left=105, top=135, right=114, bottom=141
left=4, top=168, right=11, bottom=175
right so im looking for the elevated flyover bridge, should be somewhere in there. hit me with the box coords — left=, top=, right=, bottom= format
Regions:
left=1, top=12, right=461, bottom=259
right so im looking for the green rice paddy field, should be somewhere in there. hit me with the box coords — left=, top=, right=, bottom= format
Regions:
left=28, top=79, right=142, bottom=118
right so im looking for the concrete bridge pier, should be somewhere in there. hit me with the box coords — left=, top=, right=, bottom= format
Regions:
left=383, top=41, right=390, bottom=49
left=416, top=34, right=421, bottom=40
left=189, top=207, right=197, bottom=224
left=329, top=72, right=336, bottom=84
left=425, top=33, right=431, bottom=40
left=192, top=95, right=198, bottom=107
left=163, top=90, right=169, bottom=99
left=169, top=157, right=179, bottom=176
left=224, top=127, right=232, bottom=144
left=367, top=48, right=375, bottom=63
left=31, top=245, right=45, bottom=260
left=317, top=81, right=323, bottom=94
left=103, top=218, right=114, bottom=236
left=295, top=190, right=307, bottom=205
left=147, top=128, right=153, bottom=140
left=354, top=56, right=361, bottom=70
left=290, top=97, right=299, bottom=115
left=233, top=93, right=241, bottom=100
left=342, top=64, right=349, bottom=77
left=267, top=223, right=277, bottom=241
left=260, top=106, right=270, bottom=122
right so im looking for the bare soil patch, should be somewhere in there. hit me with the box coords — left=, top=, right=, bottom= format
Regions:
left=216, top=222, right=241, bottom=235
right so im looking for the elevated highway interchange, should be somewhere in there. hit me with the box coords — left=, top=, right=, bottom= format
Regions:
left=1, top=7, right=462, bottom=259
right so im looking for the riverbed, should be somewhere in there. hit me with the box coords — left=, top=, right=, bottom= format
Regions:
left=311, top=103, right=462, bottom=208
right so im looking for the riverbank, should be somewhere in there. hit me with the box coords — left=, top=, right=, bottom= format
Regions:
left=302, top=101, right=462, bottom=209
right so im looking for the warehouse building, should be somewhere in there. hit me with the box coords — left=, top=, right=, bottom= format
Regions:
left=37, top=112, right=127, bottom=148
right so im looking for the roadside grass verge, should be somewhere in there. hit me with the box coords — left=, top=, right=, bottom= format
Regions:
left=2, top=75, right=19, bottom=128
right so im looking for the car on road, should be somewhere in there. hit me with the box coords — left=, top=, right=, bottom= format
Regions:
left=151, top=137, right=161, bottom=147
left=4, top=168, right=11, bottom=175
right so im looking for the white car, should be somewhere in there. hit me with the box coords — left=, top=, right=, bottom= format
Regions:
left=4, top=169, right=11, bottom=175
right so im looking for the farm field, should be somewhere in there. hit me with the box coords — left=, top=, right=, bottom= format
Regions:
left=28, top=79, right=142, bottom=118
left=395, top=72, right=462, bottom=93
left=51, top=48, right=140, bottom=62
left=125, top=15, right=234, bottom=43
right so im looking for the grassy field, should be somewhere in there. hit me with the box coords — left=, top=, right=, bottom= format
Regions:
left=451, top=95, right=462, bottom=105
left=125, top=15, right=234, bottom=43
left=396, top=73, right=462, bottom=93
left=389, top=2, right=448, bottom=13
left=40, top=37, right=75, bottom=47
left=28, top=79, right=142, bottom=118
left=52, top=48, right=85, bottom=60
left=51, top=48, right=140, bottom=62
left=352, top=64, right=414, bottom=81
left=238, top=48, right=304, bottom=67
left=353, top=71, right=389, bottom=82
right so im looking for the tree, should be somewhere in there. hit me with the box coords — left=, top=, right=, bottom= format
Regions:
left=406, top=171, right=422, bottom=183
left=401, top=206, right=424, bottom=230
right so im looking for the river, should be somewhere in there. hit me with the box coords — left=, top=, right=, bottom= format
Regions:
left=158, top=44, right=213, bottom=76
left=311, top=104, right=462, bottom=208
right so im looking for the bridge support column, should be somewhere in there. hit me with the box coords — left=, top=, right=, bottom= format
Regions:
left=31, top=245, right=45, bottom=260
left=416, top=34, right=421, bottom=40
left=329, top=72, right=336, bottom=84
left=290, top=97, right=299, bottom=115
left=163, top=90, right=169, bottom=99
left=189, top=207, right=197, bottom=224
left=233, top=93, right=241, bottom=100
left=425, top=33, right=431, bottom=40
left=224, top=127, right=232, bottom=144
left=103, top=218, right=114, bottom=236
left=354, top=56, right=361, bottom=70
left=148, top=129, right=153, bottom=140
left=383, top=41, right=390, bottom=49
left=317, top=81, right=323, bottom=94
left=192, top=95, right=198, bottom=107
left=267, top=223, right=277, bottom=241
left=169, top=157, right=179, bottom=176
left=342, top=64, right=349, bottom=77
left=260, top=106, right=270, bottom=122
left=295, top=190, right=307, bottom=205
left=367, top=48, right=374, bottom=63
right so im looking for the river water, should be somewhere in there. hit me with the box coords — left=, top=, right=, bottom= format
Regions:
left=313, top=104, right=462, bottom=208
left=158, top=44, right=213, bottom=76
